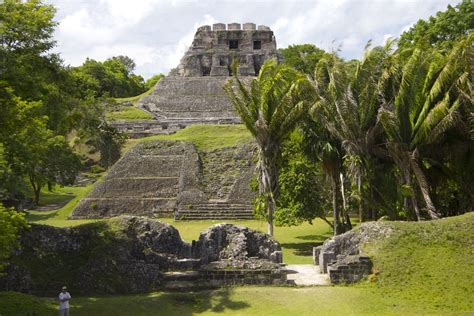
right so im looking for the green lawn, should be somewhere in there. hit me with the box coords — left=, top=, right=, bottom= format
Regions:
left=127, top=124, right=253, bottom=151
left=25, top=184, right=99, bottom=227
left=52, top=286, right=464, bottom=316
left=106, top=106, right=154, bottom=121
left=107, top=86, right=155, bottom=121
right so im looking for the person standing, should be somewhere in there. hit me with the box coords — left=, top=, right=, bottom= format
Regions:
left=58, top=286, right=71, bottom=316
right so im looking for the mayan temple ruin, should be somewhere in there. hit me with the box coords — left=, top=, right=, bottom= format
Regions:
left=72, top=23, right=278, bottom=220
left=137, top=22, right=278, bottom=128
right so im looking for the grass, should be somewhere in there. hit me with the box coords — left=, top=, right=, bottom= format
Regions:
left=161, top=218, right=332, bottom=265
left=362, top=213, right=474, bottom=312
left=106, top=86, right=156, bottom=121
left=127, top=124, right=253, bottom=151
left=25, top=183, right=99, bottom=227
left=113, top=86, right=155, bottom=104
left=40, top=286, right=461, bottom=316
left=106, top=106, right=154, bottom=121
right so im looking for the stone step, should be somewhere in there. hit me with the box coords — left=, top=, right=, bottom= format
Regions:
left=87, top=177, right=179, bottom=198
left=178, top=208, right=253, bottom=214
left=175, top=213, right=255, bottom=220
left=192, top=205, right=252, bottom=210
left=72, top=197, right=177, bottom=219
left=163, top=271, right=200, bottom=281
left=106, top=155, right=184, bottom=178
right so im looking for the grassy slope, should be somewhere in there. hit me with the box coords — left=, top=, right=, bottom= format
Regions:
left=126, top=124, right=253, bottom=151
left=363, top=212, right=474, bottom=312
left=107, top=86, right=155, bottom=121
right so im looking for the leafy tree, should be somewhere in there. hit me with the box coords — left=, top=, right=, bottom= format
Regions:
left=94, top=123, right=128, bottom=168
left=0, top=205, right=28, bottom=273
left=224, top=59, right=314, bottom=236
left=275, top=130, right=330, bottom=227
left=378, top=36, right=472, bottom=220
left=398, top=0, right=473, bottom=51
left=279, top=44, right=326, bottom=78
left=145, top=73, right=165, bottom=90
left=71, top=56, right=146, bottom=98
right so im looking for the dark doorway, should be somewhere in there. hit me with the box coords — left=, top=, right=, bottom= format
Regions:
left=253, top=41, right=261, bottom=50
left=229, top=40, right=239, bottom=49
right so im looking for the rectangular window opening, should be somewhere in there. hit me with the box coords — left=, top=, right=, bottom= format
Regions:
left=253, top=41, right=261, bottom=50
left=229, top=40, right=239, bottom=49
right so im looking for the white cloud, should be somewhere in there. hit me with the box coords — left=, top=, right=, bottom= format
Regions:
left=47, top=0, right=458, bottom=78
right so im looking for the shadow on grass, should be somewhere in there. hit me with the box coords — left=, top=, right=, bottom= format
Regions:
left=280, top=241, right=322, bottom=256
left=70, top=288, right=250, bottom=316
left=280, top=233, right=332, bottom=257
left=295, top=234, right=332, bottom=241
left=25, top=210, right=61, bottom=222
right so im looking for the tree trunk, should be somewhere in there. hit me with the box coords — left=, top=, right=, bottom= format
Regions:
left=29, top=176, right=41, bottom=205
left=258, top=148, right=279, bottom=236
left=331, top=174, right=341, bottom=235
left=339, top=173, right=352, bottom=231
left=402, top=166, right=422, bottom=221
left=409, top=152, right=440, bottom=219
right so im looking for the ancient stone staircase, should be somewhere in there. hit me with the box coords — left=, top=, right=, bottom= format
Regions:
left=72, top=141, right=186, bottom=218
left=138, top=77, right=241, bottom=125
left=175, top=200, right=254, bottom=220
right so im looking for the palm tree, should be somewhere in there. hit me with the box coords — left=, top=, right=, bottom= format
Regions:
left=378, top=35, right=472, bottom=220
left=311, top=42, right=395, bottom=222
left=224, top=59, right=314, bottom=236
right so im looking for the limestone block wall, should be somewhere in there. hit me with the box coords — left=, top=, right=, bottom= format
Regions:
left=72, top=140, right=255, bottom=219
left=327, top=255, right=373, bottom=284
left=137, top=77, right=241, bottom=124
left=72, top=141, right=190, bottom=218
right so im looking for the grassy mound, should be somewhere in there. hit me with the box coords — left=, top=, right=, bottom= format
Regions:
left=107, top=86, right=155, bottom=121
left=0, top=291, right=56, bottom=315
left=127, top=124, right=253, bottom=151
left=362, top=212, right=474, bottom=312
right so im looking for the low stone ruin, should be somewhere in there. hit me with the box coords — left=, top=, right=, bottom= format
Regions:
left=192, top=223, right=282, bottom=265
left=0, top=216, right=285, bottom=294
left=314, top=222, right=393, bottom=284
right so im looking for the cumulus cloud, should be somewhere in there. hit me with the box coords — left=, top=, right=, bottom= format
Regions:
left=47, top=0, right=457, bottom=78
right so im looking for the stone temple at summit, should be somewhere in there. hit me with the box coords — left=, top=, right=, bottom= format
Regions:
left=138, top=22, right=279, bottom=127
left=73, top=23, right=278, bottom=220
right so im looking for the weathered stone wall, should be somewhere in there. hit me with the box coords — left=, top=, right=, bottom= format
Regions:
left=170, top=23, right=277, bottom=77
left=315, top=222, right=393, bottom=284
left=327, top=255, right=372, bottom=284
left=72, top=141, right=189, bottom=218
left=0, top=217, right=285, bottom=294
left=73, top=140, right=255, bottom=220
left=192, top=223, right=282, bottom=264
left=0, top=217, right=191, bottom=295
left=137, top=77, right=243, bottom=125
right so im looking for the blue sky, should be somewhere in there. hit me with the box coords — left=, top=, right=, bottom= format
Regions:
left=46, top=0, right=459, bottom=79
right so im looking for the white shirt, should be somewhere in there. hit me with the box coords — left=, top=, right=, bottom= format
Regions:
left=59, top=292, right=71, bottom=310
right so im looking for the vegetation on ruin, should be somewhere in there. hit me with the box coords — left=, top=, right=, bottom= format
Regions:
left=129, top=124, right=253, bottom=151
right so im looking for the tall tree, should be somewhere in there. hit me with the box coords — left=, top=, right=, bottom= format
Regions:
left=398, top=0, right=473, bottom=51
left=312, top=42, right=395, bottom=222
left=224, top=60, right=314, bottom=236
left=378, top=36, right=472, bottom=220
left=279, top=44, right=326, bottom=78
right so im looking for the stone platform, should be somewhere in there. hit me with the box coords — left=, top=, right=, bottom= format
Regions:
left=72, top=140, right=255, bottom=219
left=137, top=77, right=242, bottom=126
